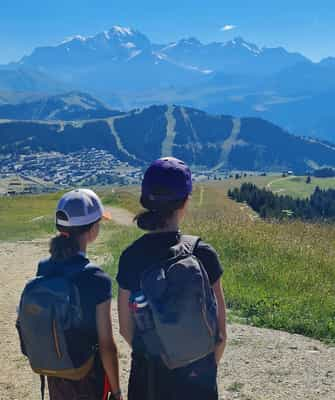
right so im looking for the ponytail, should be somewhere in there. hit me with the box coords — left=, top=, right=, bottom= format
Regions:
left=135, top=195, right=188, bottom=231
left=49, top=234, right=81, bottom=262
left=49, top=211, right=97, bottom=261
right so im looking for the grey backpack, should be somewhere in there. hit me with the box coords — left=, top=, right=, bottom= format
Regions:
left=17, top=260, right=98, bottom=381
left=139, top=235, right=218, bottom=369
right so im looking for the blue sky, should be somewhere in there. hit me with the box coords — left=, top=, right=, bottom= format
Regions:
left=0, top=0, right=334, bottom=64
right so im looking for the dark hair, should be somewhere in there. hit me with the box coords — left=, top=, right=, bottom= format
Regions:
left=49, top=211, right=97, bottom=262
left=135, top=195, right=188, bottom=231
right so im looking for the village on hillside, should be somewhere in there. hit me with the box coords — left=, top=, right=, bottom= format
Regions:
left=1, top=148, right=267, bottom=196
left=0, top=149, right=143, bottom=194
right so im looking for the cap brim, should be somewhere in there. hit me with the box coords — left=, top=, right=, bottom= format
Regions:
left=102, top=210, right=112, bottom=221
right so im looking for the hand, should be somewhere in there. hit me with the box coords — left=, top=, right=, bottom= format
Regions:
left=215, top=332, right=227, bottom=365
left=111, top=390, right=123, bottom=400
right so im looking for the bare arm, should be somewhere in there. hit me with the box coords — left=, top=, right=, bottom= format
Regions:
left=117, top=287, right=134, bottom=347
left=96, top=299, right=121, bottom=397
left=213, top=278, right=228, bottom=364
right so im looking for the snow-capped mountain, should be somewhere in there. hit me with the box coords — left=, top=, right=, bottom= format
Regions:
left=159, top=36, right=308, bottom=75
left=16, top=26, right=208, bottom=93
left=319, top=57, right=335, bottom=68
left=21, top=26, right=152, bottom=67
left=14, top=26, right=310, bottom=93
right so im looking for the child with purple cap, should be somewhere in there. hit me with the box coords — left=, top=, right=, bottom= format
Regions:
left=117, top=157, right=227, bottom=400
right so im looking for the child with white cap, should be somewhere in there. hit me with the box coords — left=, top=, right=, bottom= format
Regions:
left=17, top=189, right=122, bottom=400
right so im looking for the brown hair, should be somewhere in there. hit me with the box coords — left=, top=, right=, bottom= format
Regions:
left=134, top=195, right=188, bottom=231
left=49, top=211, right=98, bottom=262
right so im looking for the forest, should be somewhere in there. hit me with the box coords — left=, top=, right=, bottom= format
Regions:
left=228, top=183, right=335, bottom=220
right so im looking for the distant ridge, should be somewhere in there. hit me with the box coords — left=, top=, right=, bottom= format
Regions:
left=0, top=92, right=122, bottom=121
left=1, top=104, right=334, bottom=172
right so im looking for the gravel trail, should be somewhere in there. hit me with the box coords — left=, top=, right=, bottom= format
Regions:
left=1, top=239, right=334, bottom=400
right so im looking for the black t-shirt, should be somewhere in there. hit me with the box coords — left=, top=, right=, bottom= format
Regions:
left=37, top=254, right=112, bottom=345
left=117, top=231, right=223, bottom=293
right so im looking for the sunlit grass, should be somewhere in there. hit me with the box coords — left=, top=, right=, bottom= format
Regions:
left=1, top=178, right=334, bottom=342
left=98, top=186, right=140, bottom=213
left=0, top=192, right=61, bottom=241
left=184, top=183, right=335, bottom=342
left=269, top=175, right=335, bottom=198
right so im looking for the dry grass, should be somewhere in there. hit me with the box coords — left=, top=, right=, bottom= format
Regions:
left=184, top=182, right=335, bottom=342
left=1, top=178, right=334, bottom=342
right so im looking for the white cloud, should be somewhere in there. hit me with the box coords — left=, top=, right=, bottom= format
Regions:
left=221, top=25, right=237, bottom=32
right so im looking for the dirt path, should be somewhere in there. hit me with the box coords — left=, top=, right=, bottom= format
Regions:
left=266, top=176, right=290, bottom=189
left=106, top=206, right=135, bottom=226
left=1, top=239, right=334, bottom=399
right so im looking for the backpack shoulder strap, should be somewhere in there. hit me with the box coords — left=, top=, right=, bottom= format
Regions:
left=82, top=263, right=102, bottom=274
left=179, top=234, right=201, bottom=255
left=36, top=257, right=92, bottom=279
left=63, top=263, right=101, bottom=284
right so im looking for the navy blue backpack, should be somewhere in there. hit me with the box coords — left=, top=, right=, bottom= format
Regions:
left=17, top=259, right=99, bottom=382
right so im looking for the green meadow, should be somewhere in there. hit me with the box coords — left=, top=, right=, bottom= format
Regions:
left=268, top=175, right=335, bottom=198
left=0, top=192, right=61, bottom=241
left=1, top=178, right=334, bottom=343
left=186, top=182, right=335, bottom=342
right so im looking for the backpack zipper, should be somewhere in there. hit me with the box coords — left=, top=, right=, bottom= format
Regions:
left=52, top=319, right=62, bottom=359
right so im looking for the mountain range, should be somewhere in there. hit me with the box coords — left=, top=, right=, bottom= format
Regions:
left=1, top=102, right=334, bottom=173
left=157, top=36, right=307, bottom=76
left=1, top=25, right=335, bottom=141
left=5, top=27, right=310, bottom=93
left=13, top=26, right=205, bottom=92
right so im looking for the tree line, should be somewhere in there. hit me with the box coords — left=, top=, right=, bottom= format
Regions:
left=228, top=183, right=335, bottom=220
left=314, top=168, right=335, bottom=178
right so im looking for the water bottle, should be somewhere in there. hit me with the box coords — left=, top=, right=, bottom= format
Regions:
left=130, top=292, right=155, bottom=332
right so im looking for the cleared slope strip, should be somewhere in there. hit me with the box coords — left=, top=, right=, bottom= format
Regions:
left=106, top=117, right=143, bottom=163
left=161, top=105, right=176, bottom=157
left=212, top=118, right=242, bottom=170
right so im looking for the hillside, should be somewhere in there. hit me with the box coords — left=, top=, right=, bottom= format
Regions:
left=229, top=183, right=335, bottom=220
left=267, top=175, right=335, bottom=198
left=1, top=105, right=335, bottom=172
left=0, top=67, right=65, bottom=93
left=0, top=92, right=122, bottom=121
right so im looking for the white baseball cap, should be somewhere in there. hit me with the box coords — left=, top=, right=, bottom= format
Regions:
left=56, top=189, right=111, bottom=227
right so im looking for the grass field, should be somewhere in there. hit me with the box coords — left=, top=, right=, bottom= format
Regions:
left=1, top=178, right=334, bottom=343
left=185, top=182, right=335, bottom=342
left=0, top=192, right=61, bottom=241
left=0, top=186, right=139, bottom=242
left=267, top=175, right=335, bottom=198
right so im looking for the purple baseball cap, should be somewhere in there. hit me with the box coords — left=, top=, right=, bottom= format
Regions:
left=142, top=157, right=192, bottom=201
